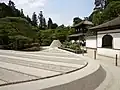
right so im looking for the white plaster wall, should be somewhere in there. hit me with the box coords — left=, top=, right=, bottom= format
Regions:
left=112, top=33, right=120, bottom=49
left=87, top=31, right=120, bottom=57
left=86, top=38, right=96, bottom=48
left=97, top=34, right=103, bottom=48
left=97, top=33, right=120, bottom=49
left=97, top=32, right=120, bottom=57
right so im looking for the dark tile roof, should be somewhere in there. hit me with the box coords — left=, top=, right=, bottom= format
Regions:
left=68, top=33, right=83, bottom=37
left=68, top=33, right=88, bottom=38
left=89, top=16, right=120, bottom=30
left=72, top=20, right=93, bottom=28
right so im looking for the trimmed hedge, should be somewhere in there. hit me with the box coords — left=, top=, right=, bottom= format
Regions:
left=59, top=47, right=87, bottom=54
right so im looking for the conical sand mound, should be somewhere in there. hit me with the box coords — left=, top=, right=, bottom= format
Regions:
left=50, top=40, right=62, bottom=48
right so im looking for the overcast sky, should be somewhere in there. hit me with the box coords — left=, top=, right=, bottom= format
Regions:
left=1, top=0, right=95, bottom=26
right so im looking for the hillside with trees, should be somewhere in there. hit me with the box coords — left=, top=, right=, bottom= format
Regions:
left=38, top=27, right=75, bottom=46
left=89, top=0, right=120, bottom=25
left=2, top=0, right=119, bottom=50
left=0, top=0, right=76, bottom=50
left=0, top=1, right=39, bottom=50
left=0, top=17, right=39, bottom=50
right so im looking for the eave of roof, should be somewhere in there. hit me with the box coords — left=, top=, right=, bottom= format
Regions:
left=68, top=33, right=86, bottom=38
left=89, top=16, right=120, bottom=31
left=71, top=20, right=93, bottom=28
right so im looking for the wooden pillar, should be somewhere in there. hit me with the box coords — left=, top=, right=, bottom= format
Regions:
left=115, top=54, right=118, bottom=66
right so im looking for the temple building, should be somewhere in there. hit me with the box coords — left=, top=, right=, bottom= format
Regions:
left=69, top=20, right=93, bottom=46
left=87, top=16, right=120, bottom=59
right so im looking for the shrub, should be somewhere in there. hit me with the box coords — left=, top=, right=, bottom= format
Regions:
left=23, top=46, right=40, bottom=51
left=8, top=35, right=32, bottom=50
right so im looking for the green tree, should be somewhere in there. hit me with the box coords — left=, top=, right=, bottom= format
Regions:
left=38, top=11, right=46, bottom=30
left=103, top=1, right=120, bottom=20
left=26, top=15, right=32, bottom=25
left=48, top=18, right=53, bottom=29
left=0, top=29, right=9, bottom=45
left=91, top=1, right=120, bottom=25
left=0, top=1, right=23, bottom=18
left=0, top=3, right=15, bottom=18
left=20, top=9, right=25, bottom=18
left=58, top=24, right=65, bottom=29
left=92, top=10, right=104, bottom=25
left=73, top=17, right=82, bottom=25
left=0, top=17, right=39, bottom=50
left=8, top=0, right=15, bottom=10
left=88, top=11, right=98, bottom=22
left=51, top=23, right=58, bottom=29
left=107, top=0, right=120, bottom=5
left=94, top=0, right=107, bottom=10
left=32, top=12, right=38, bottom=26
left=15, top=9, right=21, bottom=17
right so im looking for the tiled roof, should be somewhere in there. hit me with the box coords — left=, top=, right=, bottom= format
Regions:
left=90, top=16, right=120, bottom=31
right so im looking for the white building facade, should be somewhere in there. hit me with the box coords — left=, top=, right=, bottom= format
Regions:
left=86, top=17, right=120, bottom=59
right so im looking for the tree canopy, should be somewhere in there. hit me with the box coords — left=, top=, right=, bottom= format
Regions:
left=0, top=17, right=39, bottom=50
left=38, top=11, right=46, bottom=30
left=89, top=0, right=120, bottom=25
left=32, top=12, right=38, bottom=26
left=48, top=18, right=53, bottom=29
left=73, top=17, right=82, bottom=25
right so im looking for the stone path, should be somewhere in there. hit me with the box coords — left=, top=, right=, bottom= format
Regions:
left=0, top=48, right=87, bottom=86
left=84, top=54, right=120, bottom=90
left=97, top=59, right=120, bottom=90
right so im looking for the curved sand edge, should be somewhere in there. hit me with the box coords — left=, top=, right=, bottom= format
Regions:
left=0, top=52, right=106, bottom=90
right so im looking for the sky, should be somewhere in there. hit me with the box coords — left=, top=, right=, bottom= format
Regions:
left=1, top=0, right=95, bottom=26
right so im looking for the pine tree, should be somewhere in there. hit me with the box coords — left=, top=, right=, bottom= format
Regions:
left=32, top=12, right=38, bottom=26
left=73, top=17, right=82, bottom=25
left=94, top=0, right=107, bottom=10
left=8, top=0, right=17, bottom=16
left=20, top=9, right=25, bottom=18
left=38, top=11, right=46, bottom=30
left=51, top=23, right=58, bottom=29
left=8, top=0, right=15, bottom=10
left=48, top=18, right=53, bottom=29
left=26, top=15, right=32, bottom=24
left=43, top=18, right=46, bottom=29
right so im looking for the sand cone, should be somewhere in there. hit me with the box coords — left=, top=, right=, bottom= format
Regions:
left=50, top=40, right=62, bottom=48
